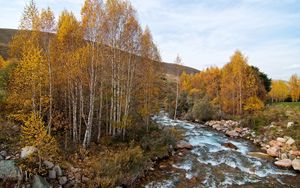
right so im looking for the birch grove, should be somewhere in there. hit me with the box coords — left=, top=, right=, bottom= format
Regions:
left=8, top=0, right=164, bottom=148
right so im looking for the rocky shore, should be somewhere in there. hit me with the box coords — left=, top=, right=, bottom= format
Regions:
left=205, top=120, right=300, bottom=172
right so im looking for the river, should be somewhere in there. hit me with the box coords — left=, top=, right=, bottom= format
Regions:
left=139, top=112, right=300, bottom=188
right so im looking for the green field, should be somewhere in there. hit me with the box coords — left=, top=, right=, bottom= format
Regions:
left=271, top=102, right=300, bottom=108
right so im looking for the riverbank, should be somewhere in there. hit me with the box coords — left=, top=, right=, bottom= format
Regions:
left=204, top=120, right=300, bottom=171
left=139, top=112, right=300, bottom=187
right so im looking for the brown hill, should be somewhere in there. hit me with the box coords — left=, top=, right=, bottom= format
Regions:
left=0, top=28, right=199, bottom=76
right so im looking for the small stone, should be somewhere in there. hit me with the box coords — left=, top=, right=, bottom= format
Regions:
left=48, top=169, right=56, bottom=179
left=43, top=160, right=54, bottom=169
left=149, top=167, right=154, bottom=171
left=59, top=176, right=68, bottom=185
left=290, top=150, right=300, bottom=156
left=248, top=152, right=270, bottom=159
left=82, top=175, right=89, bottom=182
left=292, top=159, right=300, bottom=171
left=0, top=150, right=8, bottom=157
left=274, top=159, right=292, bottom=168
left=267, top=146, right=281, bottom=157
left=269, top=140, right=284, bottom=147
left=54, top=165, right=63, bottom=176
left=287, top=122, right=294, bottom=128
left=0, top=155, right=3, bottom=160
left=281, top=153, right=288, bottom=160
left=21, top=146, right=37, bottom=158
left=276, top=137, right=287, bottom=143
left=226, top=130, right=239, bottom=137
left=286, top=138, right=295, bottom=145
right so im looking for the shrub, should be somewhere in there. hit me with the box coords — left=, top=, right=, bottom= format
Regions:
left=192, top=97, right=214, bottom=121
left=19, top=113, right=59, bottom=174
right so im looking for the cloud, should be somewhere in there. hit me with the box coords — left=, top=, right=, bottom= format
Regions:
left=0, top=0, right=299, bottom=80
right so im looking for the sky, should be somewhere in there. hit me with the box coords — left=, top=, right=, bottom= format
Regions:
left=0, top=0, right=300, bottom=80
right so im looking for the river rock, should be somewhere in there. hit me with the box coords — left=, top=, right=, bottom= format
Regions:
left=21, top=146, right=37, bottom=158
left=222, top=142, right=238, bottom=150
left=267, top=146, right=280, bottom=157
left=269, top=140, right=284, bottom=147
left=48, top=169, right=56, bottom=179
left=176, top=141, right=192, bottom=150
left=32, top=175, right=51, bottom=188
left=0, top=155, right=3, bottom=160
left=226, top=130, right=239, bottom=137
left=59, top=176, right=68, bottom=185
left=54, top=165, right=63, bottom=176
left=290, top=150, right=300, bottom=156
left=286, top=138, right=295, bottom=145
left=43, top=160, right=54, bottom=169
left=248, top=152, right=270, bottom=159
left=287, top=122, right=294, bottom=128
left=0, top=150, right=8, bottom=157
left=0, top=160, right=22, bottom=180
left=275, top=159, right=292, bottom=168
left=292, top=159, right=300, bottom=171
left=276, top=137, right=287, bottom=143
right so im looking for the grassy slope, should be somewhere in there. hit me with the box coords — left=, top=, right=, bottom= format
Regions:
left=0, top=28, right=199, bottom=77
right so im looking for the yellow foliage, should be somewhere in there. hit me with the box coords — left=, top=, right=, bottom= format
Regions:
left=243, top=96, right=264, bottom=112
left=20, top=112, right=59, bottom=174
left=269, top=80, right=289, bottom=102
left=289, top=74, right=300, bottom=102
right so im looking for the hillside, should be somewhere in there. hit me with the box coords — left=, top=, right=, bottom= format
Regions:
left=0, top=28, right=199, bottom=76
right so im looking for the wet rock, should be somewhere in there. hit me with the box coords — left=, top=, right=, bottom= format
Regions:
left=43, top=160, right=54, bottom=169
left=21, top=146, right=37, bottom=158
left=226, top=130, right=239, bottom=138
left=292, top=159, right=300, bottom=171
left=276, top=137, right=287, bottom=143
left=0, top=160, right=22, bottom=180
left=267, top=146, right=280, bottom=157
left=0, top=155, right=3, bottom=160
left=159, top=164, right=167, bottom=169
left=32, top=175, right=51, bottom=188
left=286, top=138, right=295, bottom=146
left=287, top=122, right=294, bottom=128
left=176, top=141, right=192, bottom=150
left=248, top=152, right=270, bottom=159
left=274, top=159, right=292, bottom=168
left=59, top=176, right=68, bottom=185
left=221, top=142, right=238, bottom=150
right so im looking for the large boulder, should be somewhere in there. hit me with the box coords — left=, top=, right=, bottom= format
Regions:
left=292, top=159, right=300, bottom=171
left=267, top=146, right=280, bottom=157
left=274, top=159, right=292, bottom=168
left=32, top=175, right=51, bottom=188
left=21, top=146, right=37, bottom=158
left=176, top=141, right=193, bottom=150
left=0, top=160, right=22, bottom=181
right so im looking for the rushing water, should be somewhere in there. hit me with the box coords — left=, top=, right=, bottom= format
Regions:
left=141, top=112, right=299, bottom=188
